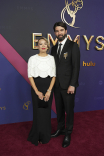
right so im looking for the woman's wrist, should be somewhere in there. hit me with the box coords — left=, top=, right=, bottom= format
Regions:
left=35, top=89, right=39, bottom=95
left=47, top=89, right=51, bottom=93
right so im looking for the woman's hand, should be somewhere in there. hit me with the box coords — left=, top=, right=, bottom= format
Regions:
left=44, top=91, right=51, bottom=102
left=36, top=91, right=44, bottom=100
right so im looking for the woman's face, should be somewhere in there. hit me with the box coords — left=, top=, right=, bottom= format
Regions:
left=38, top=39, right=48, bottom=53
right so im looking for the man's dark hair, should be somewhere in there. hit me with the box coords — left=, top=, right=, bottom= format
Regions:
left=53, top=22, right=67, bottom=32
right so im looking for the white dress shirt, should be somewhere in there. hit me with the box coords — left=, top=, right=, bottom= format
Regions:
left=28, top=54, right=56, bottom=78
left=57, top=37, right=67, bottom=56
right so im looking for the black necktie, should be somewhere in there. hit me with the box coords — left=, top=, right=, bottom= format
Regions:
left=57, top=43, right=62, bottom=59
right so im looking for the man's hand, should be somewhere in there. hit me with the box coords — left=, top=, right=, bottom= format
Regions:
left=44, top=91, right=51, bottom=102
left=67, top=86, right=75, bottom=94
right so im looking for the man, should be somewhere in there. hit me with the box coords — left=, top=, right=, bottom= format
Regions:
left=51, top=22, right=80, bottom=148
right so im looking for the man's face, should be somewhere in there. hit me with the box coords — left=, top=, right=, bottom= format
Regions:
left=54, top=26, right=67, bottom=42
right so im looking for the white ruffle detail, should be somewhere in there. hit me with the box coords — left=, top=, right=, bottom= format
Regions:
left=28, top=54, right=56, bottom=78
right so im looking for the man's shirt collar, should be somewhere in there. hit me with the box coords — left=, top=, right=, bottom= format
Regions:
left=58, top=37, right=67, bottom=46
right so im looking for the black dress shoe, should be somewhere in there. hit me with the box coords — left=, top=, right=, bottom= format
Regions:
left=51, top=129, right=65, bottom=137
left=62, top=134, right=71, bottom=148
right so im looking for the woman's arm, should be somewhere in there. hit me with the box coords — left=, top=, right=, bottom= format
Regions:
left=29, top=77, right=44, bottom=100
left=29, top=77, right=38, bottom=93
left=48, top=77, right=56, bottom=91
left=44, top=77, right=56, bottom=101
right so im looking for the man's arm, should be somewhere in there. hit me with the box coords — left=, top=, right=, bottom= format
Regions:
left=70, top=42, right=80, bottom=86
left=67, top=42, right=80, bottom=94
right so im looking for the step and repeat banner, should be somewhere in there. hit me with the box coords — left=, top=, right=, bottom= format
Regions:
left=0, top=0, right=104, bottom=124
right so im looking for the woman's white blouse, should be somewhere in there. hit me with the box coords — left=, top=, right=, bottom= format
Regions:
left=28, top=54, right=56, bottom=78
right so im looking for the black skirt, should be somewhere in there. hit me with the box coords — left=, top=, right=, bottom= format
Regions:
left=27, top=76, right=53, bottom=146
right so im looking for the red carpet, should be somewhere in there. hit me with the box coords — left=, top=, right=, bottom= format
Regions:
left=0, top=110, right=104, bottom=156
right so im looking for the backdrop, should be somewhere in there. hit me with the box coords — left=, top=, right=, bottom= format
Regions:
left=0, top=0, right=104, bottom=124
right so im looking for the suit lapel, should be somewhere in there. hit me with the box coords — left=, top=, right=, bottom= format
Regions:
left=59, top=39, right=70, bottom=63
left=53, top=43, right=58, bottom=64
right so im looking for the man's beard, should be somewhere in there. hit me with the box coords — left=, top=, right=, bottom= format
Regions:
left=57, top=34, right=67, bottom=41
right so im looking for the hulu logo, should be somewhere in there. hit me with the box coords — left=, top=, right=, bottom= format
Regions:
left=83, top=61, right=96, bottom=66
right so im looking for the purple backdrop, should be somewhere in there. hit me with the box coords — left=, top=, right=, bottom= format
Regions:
left=0, top=0, right=104, bottom=124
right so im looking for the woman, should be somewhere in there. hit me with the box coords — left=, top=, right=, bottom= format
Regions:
left=27, top=37, right=56, bottom=146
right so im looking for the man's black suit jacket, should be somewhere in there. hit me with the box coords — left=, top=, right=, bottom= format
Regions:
left=51, top=39, right=80, bottom=89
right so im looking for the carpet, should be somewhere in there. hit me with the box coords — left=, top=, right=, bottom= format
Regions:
left=0, top=110, right=104, bottom=156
